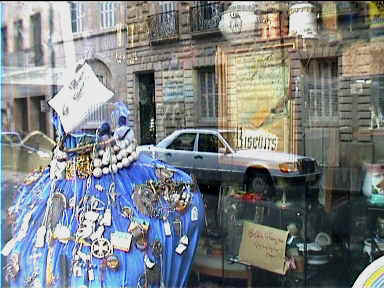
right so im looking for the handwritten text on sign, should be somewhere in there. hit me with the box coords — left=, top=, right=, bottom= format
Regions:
left=239, top=221, right=288, bottom=275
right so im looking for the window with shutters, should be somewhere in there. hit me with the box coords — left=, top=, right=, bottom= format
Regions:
left=198, top=67, right=218, bottom=123
left=2, top=26, right=7, bottom=66
left=159, top=2, right=177, bottom=26
left=14, top=20, right=23, bottom=66
left=100, top=2, right=116, bottom=29
left=14, top=20, right=23, bottom=51
left=31, top=13, right=43, bottom=66
left=70, top=2, right=85, bottom=33
left=306, top=58, right=338, bottom=123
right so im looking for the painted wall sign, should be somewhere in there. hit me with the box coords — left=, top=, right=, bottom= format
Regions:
left=369, top=1, right=384, bottom=29
left=231, top=51, right=289, bottom=127
left=237, top=127, right=278, bottom=151
left=227, top=50, right=290, bottom=152
left=162, top=70, right=193, bottom=102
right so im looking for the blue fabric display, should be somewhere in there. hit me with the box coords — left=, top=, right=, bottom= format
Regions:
left=4, top=106, right=205, bottom=288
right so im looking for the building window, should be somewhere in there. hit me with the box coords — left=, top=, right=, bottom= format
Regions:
left=70, top=2, right=85, bottom=33
left=1, top=26, right=7, bottom=66
left=14, top=20, right=23, bottom=51
left=14, top=20, right=23, bottom=66
left=198, top=67, right=218, bottom=122
left=306, top=58, right=338, bottom=122
left=31, top=13, right=43, bottom=66
left=100, top=2, right=116, bottom=29
left=159, top=2, right=177, bottom=24
left=160, top=2, right=176, bottom=13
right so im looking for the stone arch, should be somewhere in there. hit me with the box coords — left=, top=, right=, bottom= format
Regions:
left=87, top=58, right=112, bottom=90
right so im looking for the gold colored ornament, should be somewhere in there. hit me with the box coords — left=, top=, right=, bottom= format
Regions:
left=106, top=254, right=120, bottom=270
left=65, top=161, right=76, bottom=180
left=76, top=154, right=93, bottom=178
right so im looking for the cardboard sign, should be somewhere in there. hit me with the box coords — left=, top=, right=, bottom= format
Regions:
left=239, top=221, right=289, bottom=275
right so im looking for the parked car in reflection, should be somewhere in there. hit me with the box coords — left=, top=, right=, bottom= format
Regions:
left=137, top=129, right=322, bottom=197
left=1, top=131, right=55, bottom=173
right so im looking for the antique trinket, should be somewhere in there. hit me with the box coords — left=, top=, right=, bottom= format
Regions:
left=4, top=253, right=19, bottom=282
left=173, top=217, right=182, bottom=237
left=106, top=254, right=120, bottom=271
left=191, top=206, right=198, bottom=222
left=110, top=231, right=132, bottom=252
left=91, top=238, right=113, bottom=259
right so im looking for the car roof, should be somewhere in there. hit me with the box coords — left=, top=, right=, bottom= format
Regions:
left=170, top=128, right=237, bottom=134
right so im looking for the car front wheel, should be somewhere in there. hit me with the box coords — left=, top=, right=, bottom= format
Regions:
left=247, top=172, right=273, bottom=197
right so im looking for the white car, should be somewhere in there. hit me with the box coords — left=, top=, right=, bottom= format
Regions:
left=138, top=129, right=321, bottom=197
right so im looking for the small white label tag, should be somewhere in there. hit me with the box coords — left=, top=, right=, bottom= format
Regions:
left=88, top=268, right=95, bottom=281
left=35, top=226, right=46, bottom=248
left=164, top=220, right=171, bottom=236
left=103, top=209, right=112, bottom=226
left=191, top=206, right=198, bottom=221
left=1, top=238, right=17, bottom=256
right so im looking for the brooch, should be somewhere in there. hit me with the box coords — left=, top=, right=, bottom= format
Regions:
left=23, top=167, right=44, bottom=185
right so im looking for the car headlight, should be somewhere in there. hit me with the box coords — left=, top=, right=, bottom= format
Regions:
left=279, top=162, right=299, bottom=173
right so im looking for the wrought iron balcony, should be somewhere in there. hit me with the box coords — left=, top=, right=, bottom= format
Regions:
left=148, top=10, right=179, bottom=43
left=190, top=2, right=225, bottom=36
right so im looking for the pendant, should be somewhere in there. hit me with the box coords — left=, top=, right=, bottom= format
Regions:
left=175, top=235, right=189, bottom=255
left=144, top=254, right=155, bottom=269
left=35, top=226, right=46, bottom=248
left=102, top=208, right=112, bottom=226
left=146, top=263, right=161, bottom=286
left=106, top=254, right=120, bottom=271
left=163, top=219, right=171, bottom=236
left=191, top=206, right=198, bottom=222
left=53, top=224, right=71, bottom=244
left=173, top=217, right=182, bottom=237
left=88, top=267, right=95, bottom=281
left=91, top=238, right=112, bottom=259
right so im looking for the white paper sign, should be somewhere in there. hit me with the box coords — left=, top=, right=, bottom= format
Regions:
left=48, top=62, right=114, bottom=133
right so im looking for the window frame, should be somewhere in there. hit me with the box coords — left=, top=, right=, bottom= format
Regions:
left=167, top=133, right=197, bottom=151
left=70, top=1, right=85, bottom=33
left=100, top=2, right=116, bottom=29
left=197, top=66, right=219, bottom=124
left=305, top=57, right=339, bottom=125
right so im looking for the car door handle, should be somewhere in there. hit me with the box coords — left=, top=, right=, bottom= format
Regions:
left=165, top=152, right=172, bottom=157
left=194, top=155, right=203, bottom=159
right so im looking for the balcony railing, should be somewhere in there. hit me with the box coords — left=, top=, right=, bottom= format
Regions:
left=148, top=10, right=179, bottom=43
left=190, top=2, right=224, bottom=35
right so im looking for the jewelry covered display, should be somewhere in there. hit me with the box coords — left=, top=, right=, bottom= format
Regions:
left=2, top=62, right=205, bottom=288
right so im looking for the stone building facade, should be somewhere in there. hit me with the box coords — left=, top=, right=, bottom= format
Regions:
left=123, top=1, right=384, bottom=210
